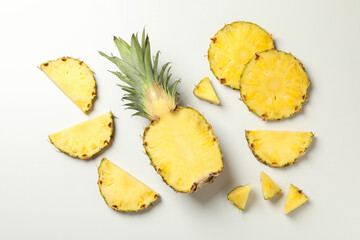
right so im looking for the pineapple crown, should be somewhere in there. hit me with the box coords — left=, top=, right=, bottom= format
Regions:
left=99, top=29, right=180, bottom=120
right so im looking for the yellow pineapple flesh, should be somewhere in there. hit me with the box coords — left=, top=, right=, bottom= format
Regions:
left=193, top=77, right=220, bottom=105
left=40, top=57, right=96, bottom=113
left=246, top=130, right=313, bottom=167
left=49, top=112, right=113, bottom=159
left=208, top=21, right=274, bottom=89
left=284, top=184, right=309, bottom=214
left=260, top=171, right=281, bottom=200
left=227, top=184, right=251, bottom=210
left=98, top=158, right=159, bottom=212
left=240, top=50, right=309, bottom=120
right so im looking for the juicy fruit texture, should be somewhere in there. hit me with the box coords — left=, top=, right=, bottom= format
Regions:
left=261, top=171, right=281, bottom=200
left=49, top=112, right=113, bottom=159
left=98, top=158, right=159, bottom=212
left=144, top=107, right=223, bottom=193
left=284, top=184, right=309, bottom=214
left=246, top=130, right=313, bottom=167
left=240, top=50, right=309, bottom=120
left=227, top=184, right=251, bottom=210
left=208, top=21, right=274, bottom=89
left=40, top=57, right=96, bottom=113
left=193, top=77, right=220, bottom=105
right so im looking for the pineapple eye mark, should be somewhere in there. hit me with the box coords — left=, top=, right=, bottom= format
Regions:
left=295, top=106, right=299, bottom=111
left=99, top=180, right=103, bottom=185
left=79, top=61, right=83, bottom=65
left=143, top=142, right=148, bottom=146
left=213, top=137, right=217, bottom=142
left=220, top=78, right=226, bottom=84
left=82, top=154, right=88, bottom=158
left=87, top=103, right=91, bottom=108
left=62, top=57, right=67, bottom=61
left=261, top=114, right=268, bottom=119
left=243, top=95, right=247, bottom=101
left=104, top=140, right=109, bottom=144
left=92, top=91, right=96, bottom=96
left=250, top=143, right=254, bottom=149
left=302, top=95, right=306, bottom=100
left=44, top=63, right=49, bottom=67
left=140, top=204, right=146, bottom=209
left=298, top=190, right=302, bottom=194
left=211, top=37, right=217, bottom=43
left=255, top=53, right=260, bottom=60
left=108, top=122, right=112, bottom=128
left=112, top=205, right=118, bottom=209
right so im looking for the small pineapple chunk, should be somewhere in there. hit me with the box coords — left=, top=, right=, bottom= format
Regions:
left=227, top=184, right=251, bottom=210
left=193, top=77, right=220, bottom=105
left=49, top=112, right=113, bottom=159
left=284, top=184, right=309, bottom=214
left=260, top=171, right=281, bottom=200
left=40, top=57, right=96, bottom=113
left=98, top=158, right=159, bottom=212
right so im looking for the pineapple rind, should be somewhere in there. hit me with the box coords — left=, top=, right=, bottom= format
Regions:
left=98, top=158, right=159, bottom=212
left=227, top=184, right=251, bottom=210
left=143, top=106, right=223, bottom=193
left=284, top=184, right=309, bottom=214
left=245, top=130, right=314, bottom=168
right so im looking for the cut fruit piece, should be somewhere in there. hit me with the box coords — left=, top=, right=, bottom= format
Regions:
left=40, top=57, right=96, bottom=113
left=49, top=112, right=113, bottom=159
left=227, top=184, right=251, bottom=211
left=208, top=21, right=274, bottom=89
left=98, top=158, right=159, bottom=212
left=240, top=50, right=309, bottom=120
left=284, top=184, right=309, bottom=214
left=261, top=171, right=281, bottom=200
left=193, top=77, right=220, bottom=105
left=245, top=130, right=314, bottom=167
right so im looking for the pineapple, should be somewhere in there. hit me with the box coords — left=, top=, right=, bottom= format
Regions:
left=227, top=184, right=251, bottom=211
left=98, top=158, right=159, bottom=212
left=245, top=130, right=314, bottom=167
left=208, top=21, right=274, bottom=89
left=49, top=112, right=113, bottom=159
left=193, top=77, right=220, bottom=105
left=284, top=184, right=309, bottom=214
left=99, top=31, right=223, bottom=193
left=240, top=50, right=309, bottom=120
left=260, top=171, right=281, bottom=200
left=40, top=57, right=96, bottom=113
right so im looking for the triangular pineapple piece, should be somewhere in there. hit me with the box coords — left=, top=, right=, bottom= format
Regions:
left=227, top=184, right=251, bottom=210
left=49, top=112, right=113, bottom=159
left=40, top=57, right=96, bottom=113
left=261, top=171, right=281, bottom=200
left=193, top=77, right=220, bottom=105
left=284, top=184, right=309, bottom=214
left=245, top=130, right=314, bottom=167
left=98, top=158, right=159, bottom=212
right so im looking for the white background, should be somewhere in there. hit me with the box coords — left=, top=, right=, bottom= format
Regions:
left=1, top=0, right=359, bottom=239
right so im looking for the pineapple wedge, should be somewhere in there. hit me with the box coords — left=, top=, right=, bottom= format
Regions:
left=208, top=21, right=274, bottom=89
left=98, top=158, right=159, bottom=212
left=284, top=184, right=309, bottom=214
left=193, top=77, right=220, bottom=105
left=49, top=112, right=113, bottom=159
left=240, top=50, right=309, bottom=120
left=227, top=184, right=251, bottom=211
left=260, top=171, right=281, bottom=200
left=40, top=57, right=96, bottom=113
left=245, top=130, right=314, bottom=167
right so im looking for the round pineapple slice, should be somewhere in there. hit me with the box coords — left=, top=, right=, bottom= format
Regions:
left=208, top=21, right=274, bottom=89
left=240, top=50, right=309, bottom=120
left=49, top=112, right=113, bottom=159
left=98, top=158, right=159, bottom=212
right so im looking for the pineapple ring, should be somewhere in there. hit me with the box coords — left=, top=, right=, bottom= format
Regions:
left=240, top=50, right=309, bottom=120
left=208, top=21, right=274, bottom=89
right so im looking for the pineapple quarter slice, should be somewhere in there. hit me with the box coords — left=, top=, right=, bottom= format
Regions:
left=208, top=21, right=274, bottom=89
left=260, top=171, right=281, bottom=200
left=284, top=184, right=309, bottom=214
left=40, top=57, right=96, bottom=113
left=246, top=130, right=314, bottom=167
left=240, top=50, right=309, bottom=120
left=49, top=112, right=113, bottom=159
left=193, top=77, right=220, bottom=105
left=227, top=184, right=251, bottom=211
left=98, top=158, right=159, bottom=212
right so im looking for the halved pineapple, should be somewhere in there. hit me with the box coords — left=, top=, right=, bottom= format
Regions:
left=193, top=77, right=220, bottom=105
left=284, top=184, right=309, bottom=214
left=98, top=158, right=159, bottom=212
left=245, top=130, right=314, bottom=167
left=49, top=112, right=113, bottom=159
left=143, top=107, right=223, bottom=193
left=40, top=57, right=96, bottom=113
left=208, top=21, right=274, bottom=89
left=227, top=184, right=251, bottom=211
left=261, top=171, right=281, bottom=200
left=240, top=50, right=309, bottom=120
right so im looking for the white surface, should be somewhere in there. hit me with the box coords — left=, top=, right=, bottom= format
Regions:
left=1, top=0, right=359, bottom=239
